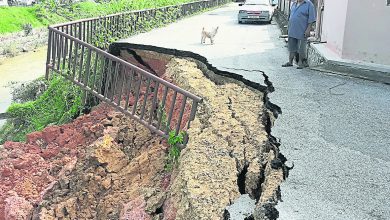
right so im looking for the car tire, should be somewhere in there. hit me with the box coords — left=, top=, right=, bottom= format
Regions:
left=238, top=20, right=243, bottom=24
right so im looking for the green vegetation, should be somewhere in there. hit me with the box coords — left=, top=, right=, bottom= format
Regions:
left=0, top=0, right=195, bottom=34
left=0, top=75, right=82, bottom=143
left=0, top=0, right=221, bottom=144
left=0, top=7, right=55, bottom=34
left=165, top=130, right=185, bottom=171
left=55, top=0, right=193, bottom=19
left=157, top=103, right=169, bottom=130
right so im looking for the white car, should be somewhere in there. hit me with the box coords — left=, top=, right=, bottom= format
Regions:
left=238, top=0, right=277, bottom=24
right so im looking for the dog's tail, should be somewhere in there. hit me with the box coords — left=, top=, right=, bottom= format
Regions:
left=211, top=26, right=218, bottom=36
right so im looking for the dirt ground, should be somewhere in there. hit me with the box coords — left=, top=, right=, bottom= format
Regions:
left=0, top=51, right=286, bottom=220
left=0, top=28, right=47, bottom=61
left=162, top=58, right=284, bottom=220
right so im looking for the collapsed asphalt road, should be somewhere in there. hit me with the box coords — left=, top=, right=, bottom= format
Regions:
left=119, top=2, right=390, bottom=220
left=0, top=47, right=286, bottom=219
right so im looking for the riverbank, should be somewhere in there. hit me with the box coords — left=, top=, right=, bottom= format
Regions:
left=0, top=47, right=46, bottom=128
left=0, top=28, right=47, bottom=60
left=0, top=0, right=196, bottom=35
left=0, top=0, right=197, bottom=58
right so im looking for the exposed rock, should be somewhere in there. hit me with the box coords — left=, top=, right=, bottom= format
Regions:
left=120, top=196, right=152, bottom=220
left=0, top=104, right=111, bottom=219
left=252, top=152, right=284, bottom=220
left=91, top=136, right=128, bottom=173
left=53, top=197, right=77, bottom=219
left=31, top=112, right=169, bottom=219
left=4, top=196, right=33, bottom=220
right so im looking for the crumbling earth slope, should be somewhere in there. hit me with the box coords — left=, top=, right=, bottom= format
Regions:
left=0, top=50, right=286, bottom=220
left=163, top=58, right=284, bottom=220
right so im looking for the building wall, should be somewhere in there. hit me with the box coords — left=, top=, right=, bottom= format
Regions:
left=321, top=0, right=349, bottom=56
left=0, top=0, right=8, bottom=6
left=342, top=0, right=390, bottom=65
left=277, top=0, right=291, bottom=16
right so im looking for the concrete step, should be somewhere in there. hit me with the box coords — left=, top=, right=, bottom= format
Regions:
left=310, top=61, right=390, bottom=85
left=308, top=43, right=390, bottom=85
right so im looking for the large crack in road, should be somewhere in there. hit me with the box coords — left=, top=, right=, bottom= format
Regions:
left=164, top=57, right=284, bottom=220
left=114, top=45, right=290, bottom=219
left=0, top=45, right=290, bottom=220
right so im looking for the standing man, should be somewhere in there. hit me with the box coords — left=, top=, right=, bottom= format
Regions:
left=282, top=0, right=316, bottom=69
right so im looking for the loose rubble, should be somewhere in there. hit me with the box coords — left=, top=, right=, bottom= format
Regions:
left=0, top=50, right=287, bottom=220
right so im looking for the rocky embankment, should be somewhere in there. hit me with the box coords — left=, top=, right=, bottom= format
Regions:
left=0, top=48, right=288, bottom=220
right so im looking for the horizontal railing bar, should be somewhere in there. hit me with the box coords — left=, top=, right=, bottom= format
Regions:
left=49, top=67, right=168, bottom=137
left=45, top=0, right=232, bottom=141
left=49, top=27, right=202, bottom=102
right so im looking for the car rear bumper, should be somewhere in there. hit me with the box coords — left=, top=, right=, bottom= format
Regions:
left=238, top=15, right=271, bottom=22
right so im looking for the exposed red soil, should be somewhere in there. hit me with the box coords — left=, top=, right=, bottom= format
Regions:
left=121, top=49, right=192, bottom=132
left=0, top=104, right=112, bottom=220
left=0, top=48, right=284, bottom=220
left=0, top=70, right=192, bottom=219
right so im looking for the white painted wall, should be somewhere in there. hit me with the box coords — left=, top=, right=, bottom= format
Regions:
left=342, top=0, right=390, bottom=65
left=321, top=0, right=349, bottom=56
left=0, top=0, right=8, bottom=6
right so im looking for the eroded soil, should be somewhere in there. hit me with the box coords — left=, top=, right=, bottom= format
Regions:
left=0, top=51, right=285, bottom=220
left=162, top=58, right=284, bottom=220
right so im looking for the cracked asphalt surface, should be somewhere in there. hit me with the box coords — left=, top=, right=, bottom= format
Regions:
left=120, top=3, right=390, bottom=219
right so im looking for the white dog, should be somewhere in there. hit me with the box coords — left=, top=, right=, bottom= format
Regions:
left=201, top=26, right=219, bottom=44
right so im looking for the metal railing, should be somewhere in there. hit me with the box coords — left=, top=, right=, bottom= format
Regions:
left=45, top=0, right=230, bottom=139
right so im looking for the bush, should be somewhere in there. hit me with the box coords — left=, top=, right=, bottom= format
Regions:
left=10, top=77, right=47, bottom=103
left=165, top=130, right=185, bottom=171
left=0, top=0, right=196, bottom=34
left=22, top=23, right=33, bottom=36
left=0, top=75, right=82, bottom=143
left=2, top=43, right=18, bottom=57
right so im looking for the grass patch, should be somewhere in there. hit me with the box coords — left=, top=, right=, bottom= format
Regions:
left=0, top=7, right=49, bottom=34
left=0, top=75, right=82, bottom=143
left=53, top=0, right=195, bottom=20
left=165, top=130, right=185, bottom=171
left=0, top=0, right=195, bottom=34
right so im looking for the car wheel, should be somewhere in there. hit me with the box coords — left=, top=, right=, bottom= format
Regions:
left=238, top=20, right=242, bottom=24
